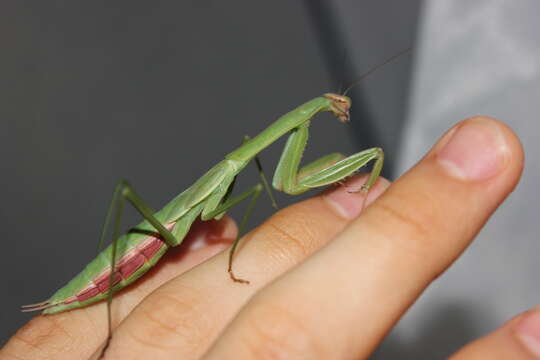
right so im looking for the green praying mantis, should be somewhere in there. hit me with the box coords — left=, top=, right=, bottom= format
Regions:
left=22, top=92, right=384, bottom=315
left=20, top=51, right=409, bottom=356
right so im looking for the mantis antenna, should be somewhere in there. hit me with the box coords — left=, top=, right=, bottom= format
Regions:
left=342, top=47, right=412, bottom=96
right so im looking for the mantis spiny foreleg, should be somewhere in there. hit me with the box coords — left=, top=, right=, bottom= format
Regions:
left=272, top=120, right=384, bottom=196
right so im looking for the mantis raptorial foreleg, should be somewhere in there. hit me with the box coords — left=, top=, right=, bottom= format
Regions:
left=272, top=120, right=384, bottom=196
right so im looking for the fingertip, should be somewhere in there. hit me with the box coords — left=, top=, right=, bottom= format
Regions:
left=514, top=307, right=540, bottom=358
left=451, top=307, right=540, bottom=359
left=433, top=116, right=524, bottom=186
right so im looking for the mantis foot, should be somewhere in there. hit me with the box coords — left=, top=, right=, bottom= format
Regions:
left=228, top=268, right=250, bottom=285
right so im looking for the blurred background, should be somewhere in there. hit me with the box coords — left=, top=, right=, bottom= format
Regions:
left=1, top=1, right=538, bottom=358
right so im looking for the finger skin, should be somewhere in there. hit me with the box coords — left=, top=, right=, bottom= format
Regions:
left=203, top=117, right=524, bottom=360
left=451, top=308, right=540, bottom=359
left=93, top=176, right=389, bottom=360
left=0, top=218, right=236, bottom=360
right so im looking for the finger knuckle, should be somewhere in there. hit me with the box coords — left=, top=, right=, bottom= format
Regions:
left=251, top=198, right=345, bottom=270
left=258, top=207, right=320, bottom=265
left=240, top=301, right=324, bottom=360
left=127, top=286, right=213, bottom=350
left=370, top=190, right=444, bottom=260
left=262, top=220, right=311, bottom=265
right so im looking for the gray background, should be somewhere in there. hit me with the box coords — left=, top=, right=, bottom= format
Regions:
left=1, top=1, right=537, bottom=359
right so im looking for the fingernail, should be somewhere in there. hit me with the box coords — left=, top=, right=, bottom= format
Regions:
left=515, top=308, right=540, bottom=357
left=324, top=176, right=374, bottom=219
left=437, top=118, right=509, bottom=181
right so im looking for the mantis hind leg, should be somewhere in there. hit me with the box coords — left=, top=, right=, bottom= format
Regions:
left=272, top=121, right=384, bottom=195
left=97, top=180, right=179, bottom=251
left=96, top=179, right=181, bottom=358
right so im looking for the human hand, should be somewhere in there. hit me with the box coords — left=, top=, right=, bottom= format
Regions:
left=2, top=116, right=531, bottom=359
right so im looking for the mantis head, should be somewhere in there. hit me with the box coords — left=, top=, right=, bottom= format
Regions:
left=324, top=93, right=351, bottom=123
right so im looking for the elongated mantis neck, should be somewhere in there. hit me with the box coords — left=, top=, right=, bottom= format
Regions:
left=225, top=96, right=333, bottom=163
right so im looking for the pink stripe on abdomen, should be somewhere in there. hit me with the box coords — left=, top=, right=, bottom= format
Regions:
left=65, top=223, right=173, bottom=305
